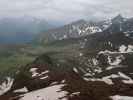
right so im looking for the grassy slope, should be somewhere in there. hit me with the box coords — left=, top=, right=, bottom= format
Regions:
left=0, top=38, right=82, bottom=78
left=0, top=44, right=34, bottom=76
left=0, top=32, right=104, bottom=77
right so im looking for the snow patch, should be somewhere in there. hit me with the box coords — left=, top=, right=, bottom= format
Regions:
left=61, top=80, right=66, bottom=83
left=83, top=72, right=133, bottom=85
left=0, top=77, right=14, bottom=96
left=127, top=45, right=133, bottom=52
left=108, top=55, right=124, bottom=66
left=88, top=26, right=102, bottom=33
left=83, top=76, right=114, bottom=85
left=30, top=68, right=39, bottom=77
left=108, top=41, right=113, bottom=47
left=79, top=53, right=83, bottom=56
left=73, top=67, right=78, bottom=73
left=38, top=70, right=49, bottom=76
left=14, top=87, right=28, bottom=93
left=110, top=95, right=133, bottom=100
left=92, top=58, right=98, bottom=66
left=84, top=73, right=93, bottom=77
left=119, top=45, right=133, bottom=53
left=70, top=92, right=80, bottom=97
left=19, top=84, right=68, bottom=100
left=98, top=50, right=118, bottom=54
left=94, top=68, right=102, bottom=73
left=106, top=65, right=124, bottom=70
left=40, top=76, right=49, bottom=80
left=118, top=72, right=133, bottom=84
left=119, top=45, right=127, bottom=53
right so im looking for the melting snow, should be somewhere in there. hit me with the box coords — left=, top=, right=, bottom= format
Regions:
left=124, top=32, right=130, bottom=37
left=70, top=92, right=80, bottom=97
left=102, top=19, right=112, bottom=30
left=118, top=72, right=130, bottom=79
left=79, top=53, right=83, bottom=56
left=88, top=26, right=102, bottom=33
left=40, top=76, right=49, bottom=80
left=30, top=68, right=39, bottom=77
left=92, top=58, right=98, bottom=66
left=127, top=45, right=133, bottom=52
left=106, top=65, right=124, bottom=70
left=30, top=68, right=38, bottom=72
left=124, top=31, right=133, bottom=37
left=118, top=72, right=133, bottom=84
left=63, top=35, right=67, bottom=39
left=19, top=84, right=68, bottom=100
left=38, top=70, right=49, bottom=76
left=83, top=72, right=133, bottom=85
left=84, top=73, right=92, bottom=77
left=100, top=74, right=120, bottom=85
left=84, top=38, right=88, bottom=42
left=73, top=67, right=78, bottom=73
left=50, top=82, right=58, bottom=85
left=30, top=68, right=50, bottom=78
left=83, top=76, right=114, bottom=85
left=108, top=41, right=113, bottom=47
left=108, top=55, right=124, bottom=66
left=59, top=35, right=68, bottom=40
left=41, top=71, right=49, bottom=74
left=110, top=95, right=133, bottom=100
left=119, top=45, right=127, bottom=53
left=14, top=87, right=28, bottom=93
left=0, top=77, right=14, bottom=96
left=61, top=80, right=66, bottom=84
left=98, top=50, right=118, bottom=54
left=99, top=45, right=133, bottom=55
left=94, top=68, right=102, bottom=73
left=119, top=45, right=133, bottom=53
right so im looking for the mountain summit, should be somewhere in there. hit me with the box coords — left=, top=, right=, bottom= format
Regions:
left=111, top=14, right=124, bottom=23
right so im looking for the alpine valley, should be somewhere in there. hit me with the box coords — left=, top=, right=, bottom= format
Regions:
left=0, top=15, right=133, bottom=100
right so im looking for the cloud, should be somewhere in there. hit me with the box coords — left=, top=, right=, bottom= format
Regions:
left=0, top=0, right=133, bottom=23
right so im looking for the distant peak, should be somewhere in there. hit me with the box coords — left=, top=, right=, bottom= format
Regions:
left=115, top=14, right=123, bottom=19
left=112, top=14, right=124, bottom=23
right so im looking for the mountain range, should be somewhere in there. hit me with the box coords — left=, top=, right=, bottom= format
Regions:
left=0, top=15, right=133, bottom=100
left=36, top=14, right=133, bottom=44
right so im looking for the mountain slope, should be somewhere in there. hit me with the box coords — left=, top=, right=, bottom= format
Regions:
left=36, top=19, right=103, bottom=44
left=36, top=15, right=133, bottom=45
left=0, top=15, right=133, bottom=100
left=104, top=14, right=133, bottom=34
left=1, top=30, right=133, bottom=100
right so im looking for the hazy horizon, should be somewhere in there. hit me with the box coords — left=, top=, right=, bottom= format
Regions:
left=0, top=0, right=133, bottom=24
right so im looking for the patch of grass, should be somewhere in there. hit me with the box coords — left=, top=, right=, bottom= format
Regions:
left=0, top=38, right=82, bottom=78
left=0, top=54, right=35, bottom=77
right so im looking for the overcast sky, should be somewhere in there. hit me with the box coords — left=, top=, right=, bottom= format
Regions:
left=0, top=0, right=133, bottom=23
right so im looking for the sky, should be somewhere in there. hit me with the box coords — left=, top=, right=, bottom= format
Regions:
left=0, top=0, right=133, bottom=23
